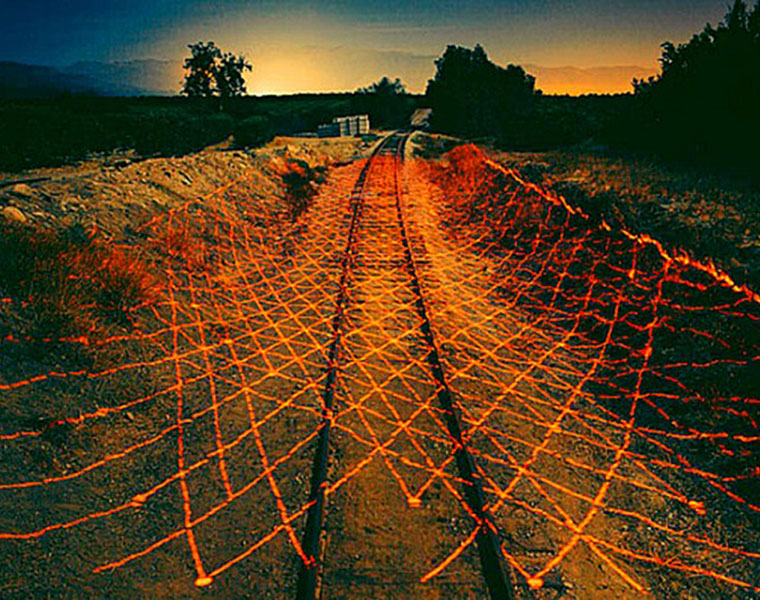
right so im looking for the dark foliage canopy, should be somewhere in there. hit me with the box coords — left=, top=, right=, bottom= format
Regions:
left=613, top=0, right=760, bottom=172
left=353, top=76, right=414, bottom=129
left=425, top=44, right=535, bottom=138
left=360, top=76, right=406, bottom=97
left=182, top=41, right=252, bottom=98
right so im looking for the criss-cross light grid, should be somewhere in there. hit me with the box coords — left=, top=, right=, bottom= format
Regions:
left=403, top=144, right=760, bottom=595
left=0, top=159, right=371, bottom=595
left=0, top=138, right=758, bottom=598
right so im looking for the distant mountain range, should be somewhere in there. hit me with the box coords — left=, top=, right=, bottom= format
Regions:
left=0, top=60, right=181, bottom=98
left=0, top=58, right=656, bottom=98
left=523, top=64, right=656, bottom=95
left=61, top=60, right=182, bottom=95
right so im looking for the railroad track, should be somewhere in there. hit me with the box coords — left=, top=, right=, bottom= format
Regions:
left=296, top=132, right=516, bottom=600
left=295, top=133, right=397, bottom=600
left=1, top=128, right=758, bottom=598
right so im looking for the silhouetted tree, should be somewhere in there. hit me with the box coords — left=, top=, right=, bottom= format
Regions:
left=215, top=52, right=252, bottom=98
left=353, top=76, right=413, bottom=128
left=425, top=44, right=535, bottom=138
left=182, top=41, right=221, bottom=98
left=619, top=0, right=760, bottom=171
left=182, top=41, right=252, bottom=99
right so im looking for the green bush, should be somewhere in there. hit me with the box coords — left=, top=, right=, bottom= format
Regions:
left=0, top=93, right=369, bottom=172
left=0, top=99, right=240, bottom=171
left=130, top=110, right=234, bottom=157
left=201, top=113, right=235, bottom=142
left=233, top=115, right=274, bottom=148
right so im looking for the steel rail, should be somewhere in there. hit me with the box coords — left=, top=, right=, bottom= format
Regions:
left=296, top=132, right=515, bottom=600
left=390, top=134, right=515, bottom=600
left=295, top=134, right=399, bottom=600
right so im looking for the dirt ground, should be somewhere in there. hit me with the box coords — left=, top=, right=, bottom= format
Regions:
left=1, top=133, right=758, bottom=599
left=0, top=136, right=369, bottom=234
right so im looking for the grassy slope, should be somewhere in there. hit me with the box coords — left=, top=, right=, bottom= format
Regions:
left=489, top=148, right=760, bottom=287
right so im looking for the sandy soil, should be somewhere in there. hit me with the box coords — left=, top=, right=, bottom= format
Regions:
left=0, top=133, right=757, bottom=599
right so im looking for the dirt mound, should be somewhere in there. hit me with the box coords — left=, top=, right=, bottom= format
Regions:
left=0, top=136, right=369, bottom=237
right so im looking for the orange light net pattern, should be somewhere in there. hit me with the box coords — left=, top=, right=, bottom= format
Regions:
left=412, top=145, right=760, bottom=594
left=0, top=162, right=362, bottom=592
left=0, top=141, right=758, bottom=596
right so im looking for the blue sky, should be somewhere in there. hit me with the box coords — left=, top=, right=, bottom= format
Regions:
left=0, top=0, right=734, bottom=93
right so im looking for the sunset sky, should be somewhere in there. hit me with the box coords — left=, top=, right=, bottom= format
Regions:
left=0, top=0, right=734, bottom=94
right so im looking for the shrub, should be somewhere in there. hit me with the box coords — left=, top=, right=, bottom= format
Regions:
left=0, top=221, right=159, bottom=339
left=233, top=115, right=274, bottom=148
left=278, top=158, right=326, bottom=220
left=0, top=99, right=239, bottom=171
left=130, top=110, right=234, bottom=157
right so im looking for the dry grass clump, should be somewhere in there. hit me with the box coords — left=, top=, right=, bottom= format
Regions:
left=151, top=223, right=211, bottom=272
left=276, top=158, right=327, bottom=221
left=0, top=221, right=159, bottom=341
